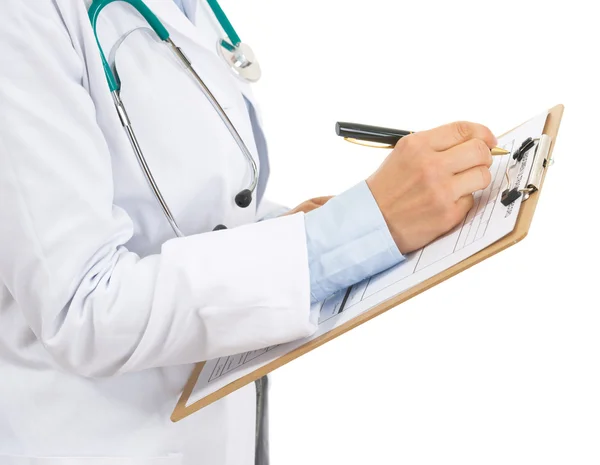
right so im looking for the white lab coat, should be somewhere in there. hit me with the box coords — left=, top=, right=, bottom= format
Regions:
left=0, top=1, right=316, bottom=464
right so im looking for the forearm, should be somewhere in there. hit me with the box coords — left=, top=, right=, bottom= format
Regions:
left=304, top=181, right=405, bottom=303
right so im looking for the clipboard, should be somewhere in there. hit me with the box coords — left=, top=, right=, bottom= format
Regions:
left=171, top=104, right=564, bottom=422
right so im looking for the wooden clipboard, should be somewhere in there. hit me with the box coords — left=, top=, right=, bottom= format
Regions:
left=171, top=104, right=564, bottom=423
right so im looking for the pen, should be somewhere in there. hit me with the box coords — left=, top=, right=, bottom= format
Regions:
left=335, top=122, right=510, bottom=156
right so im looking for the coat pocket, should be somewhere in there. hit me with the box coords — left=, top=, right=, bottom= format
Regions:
left=0, top=455, right=183, bottom=465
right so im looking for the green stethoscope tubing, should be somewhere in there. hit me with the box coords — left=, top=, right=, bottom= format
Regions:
left=87, top=0, right=259, bottom=237
left=206, top=0, right=241, bottom=51
left=88, top=0, right=242, bottom=91
left=89, top=0, right=169, bottom=92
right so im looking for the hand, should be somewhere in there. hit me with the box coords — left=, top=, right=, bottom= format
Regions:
left=366, top=121, right=497, bottom=254
left=284, top=196, right=333, bottom=216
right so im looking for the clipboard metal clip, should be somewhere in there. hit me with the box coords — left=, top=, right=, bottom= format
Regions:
left=501, top=134, right=553, bottom=206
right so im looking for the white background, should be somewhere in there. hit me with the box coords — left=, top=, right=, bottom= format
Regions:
left=225, top=1, right=599, bottom=463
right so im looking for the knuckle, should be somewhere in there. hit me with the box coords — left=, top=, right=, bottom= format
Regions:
left=465, top=194, right=475, bottom=210
left=472, top=139, right=491, bottom=163
left=449, top=197, right=472, bottom=224
left=454, top=121, right=472, bottom=141
left=442, top=195, right=474, bottom=228
left=398, top=133, right=421, bottom=152
left=485, top=126, right=496, bottom=142
left=458, top=196, right=474, bottom=219
left=479, top=165, right=492, bottom=187
left=394, top=137, right=409, bottom=154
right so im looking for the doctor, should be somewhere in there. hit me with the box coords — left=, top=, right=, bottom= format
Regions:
left=0, top=0, right=498, bottom=464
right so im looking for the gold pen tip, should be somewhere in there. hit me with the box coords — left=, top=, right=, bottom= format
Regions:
left=491, top=147, right=510, bottom=156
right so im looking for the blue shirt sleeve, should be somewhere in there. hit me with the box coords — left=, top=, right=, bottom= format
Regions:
left=175, top=0, right=402, bottom=304
left=304, top=181, right=405, bottom=303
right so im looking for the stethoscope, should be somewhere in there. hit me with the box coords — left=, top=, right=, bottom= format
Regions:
left=88, top=0, right=262, bottom=236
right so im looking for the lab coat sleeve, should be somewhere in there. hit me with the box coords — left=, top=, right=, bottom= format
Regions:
left=0, top=1, right=315, bottom=377
left=256, top=199, right=291, bottom=221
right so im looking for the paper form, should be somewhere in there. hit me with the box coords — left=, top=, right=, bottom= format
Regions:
left=187, top=111, right=549, bottom=404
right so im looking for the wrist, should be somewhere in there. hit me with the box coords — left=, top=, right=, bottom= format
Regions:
left=365, top=177, right=407, bottom=254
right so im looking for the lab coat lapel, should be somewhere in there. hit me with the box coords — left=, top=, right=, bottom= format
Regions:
left=74, top=0, right=266, bottom=220
left=144, top=0, right=220, bottom=56
left=160, top=0, right=264, bottom=105
left=144, top=1, right=262, bottom=111
left=150, top=0, right=269, bottom=203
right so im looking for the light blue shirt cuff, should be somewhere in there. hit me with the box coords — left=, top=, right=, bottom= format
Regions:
left=304, top=180, right=405, bottom=303
left=259, top=206, right=290, bottom=221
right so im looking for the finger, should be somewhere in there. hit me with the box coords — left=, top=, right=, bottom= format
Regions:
left=420, top=121, right=497, bottom=152
left=286, top=197, right=332, bottom=216
left=311, top=196, right=333, bottom=206
left=451, top=165, right=492, bottom=199
left=283, top=203, right=308, bottom=216
left=442, top=138, right=493, bottom=174
left=456, top=194, right=475, bottom=216
left=302, top=203, right=321, bottom=213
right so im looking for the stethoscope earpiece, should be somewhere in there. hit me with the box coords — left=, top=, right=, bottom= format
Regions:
left=235, top=189, right=253, bottom=208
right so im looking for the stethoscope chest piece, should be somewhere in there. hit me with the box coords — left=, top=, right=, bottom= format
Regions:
left=218, top=41, right=261, bottom=83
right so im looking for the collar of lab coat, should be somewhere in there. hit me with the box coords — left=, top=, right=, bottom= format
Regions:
left=146, top=0, right=259, bottom=107
left=81, top=0, right=259, bottom=107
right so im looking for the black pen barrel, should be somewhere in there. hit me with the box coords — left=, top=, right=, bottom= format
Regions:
left=335, top=122, right=412, bottom=145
